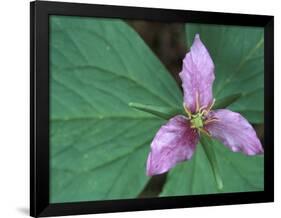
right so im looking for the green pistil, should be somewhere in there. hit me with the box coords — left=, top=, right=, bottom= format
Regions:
left=190, top=113, right=204, bottom=129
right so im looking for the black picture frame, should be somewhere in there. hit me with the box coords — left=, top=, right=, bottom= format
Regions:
left=30, top=1, right=274, bottom=217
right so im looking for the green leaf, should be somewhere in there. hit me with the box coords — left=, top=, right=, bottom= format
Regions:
left=185, top=24, right=264, bottom=123
left=213, top=93, right=242, bottom=110
left=129, top=102, right=183, bottom=120
left=50, top=16, right=182, bottom=203
left=160, top=139, right=264, bottom=196
left=200, top=135, right=223, bottom=190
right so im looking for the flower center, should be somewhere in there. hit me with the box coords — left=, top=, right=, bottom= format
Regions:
left=190, top=113, right=204, bottom=129
left=183, top=93, right=218, bottom=136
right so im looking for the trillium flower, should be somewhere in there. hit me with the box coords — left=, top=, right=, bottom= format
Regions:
left=146, top=34, right=264, bottom=177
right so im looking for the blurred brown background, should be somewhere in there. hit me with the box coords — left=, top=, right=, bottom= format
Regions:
left=128, top=20, right=187, bottom=85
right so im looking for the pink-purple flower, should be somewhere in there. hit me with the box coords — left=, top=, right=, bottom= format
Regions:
left=146, top=34, right=264, bottom=176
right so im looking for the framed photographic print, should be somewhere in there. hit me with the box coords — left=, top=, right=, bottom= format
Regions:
left=30, top=1, right=274, bottom=217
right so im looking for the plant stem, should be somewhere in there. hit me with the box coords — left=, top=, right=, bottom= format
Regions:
left=129, top=102, right=183, bottom=120
left=200, top=134, right=224, bottom=190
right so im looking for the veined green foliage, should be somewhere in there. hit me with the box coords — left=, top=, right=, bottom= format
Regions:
left=50, top=17, right=264, bottom=201
left=50, top=16, right=182, bottom=203
left=161, top=139, right=264, bottom=196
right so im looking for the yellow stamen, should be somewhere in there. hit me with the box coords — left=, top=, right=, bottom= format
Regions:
left=183, top=103, right=192, bottom=119
left=205, top=99, right=216, bottom=114
left=195, top=91, right=200, bottom=112
left=204, top=118, right=219, bottom=125
left=198, top=105, right=206, bottom=114
left=199, top=109, right=208, bottom=116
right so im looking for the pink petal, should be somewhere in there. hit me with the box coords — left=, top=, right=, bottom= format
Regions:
left=179, top=34, right=215, bottom=113
left=146, top=115, right=199, bottom=176
left=205, top=109, right=264, bottom=155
